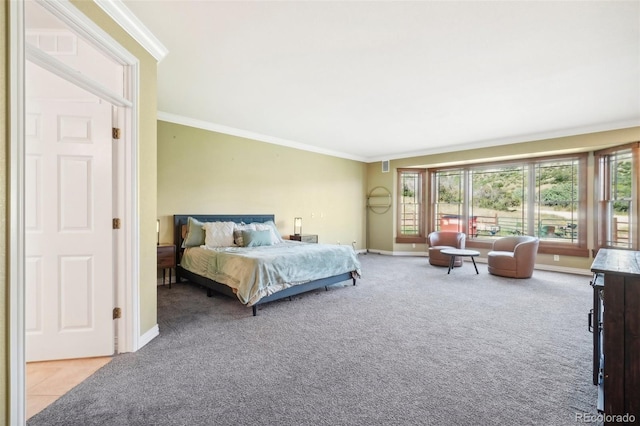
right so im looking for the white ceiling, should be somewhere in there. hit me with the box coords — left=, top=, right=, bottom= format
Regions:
left=123, top=0, right=640, bottom=162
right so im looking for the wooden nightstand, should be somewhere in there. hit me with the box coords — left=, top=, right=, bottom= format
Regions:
left=289, top=234, right=318, bottom=243
left=157, top=244, right=176, bottom=288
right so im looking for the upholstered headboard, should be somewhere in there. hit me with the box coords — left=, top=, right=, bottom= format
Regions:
left=172, top=214, right=276, bottom=265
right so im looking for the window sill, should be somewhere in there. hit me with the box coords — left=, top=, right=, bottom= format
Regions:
left=396, top=236, right=427, bottom=244
left=466, top=238, right=589, bottom=257
left=538, top=245, right=589, bottom=257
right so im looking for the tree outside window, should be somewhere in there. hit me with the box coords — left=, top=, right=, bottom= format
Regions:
left=534, top=160, right=580, bottom=241
left=471, top=166, right=526, bottom=237
left=430, top=155, right=587, bottom=256
left=396, top=168, right=426, bottom=243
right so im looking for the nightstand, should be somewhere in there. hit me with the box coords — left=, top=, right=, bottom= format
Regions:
left=289, top=234, right=318, bottom=243
left=157, top=244, right=176, bottom=288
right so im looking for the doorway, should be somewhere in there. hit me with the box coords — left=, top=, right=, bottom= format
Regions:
left=25, top=0, right=124, bottom=363
left=9, top=0, right=142, bottom=423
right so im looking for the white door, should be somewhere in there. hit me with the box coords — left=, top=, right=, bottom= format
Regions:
left=25, top=99, right=114, bottom=362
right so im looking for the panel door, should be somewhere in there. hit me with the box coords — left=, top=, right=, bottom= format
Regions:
left=25, top=99, right=114, bottom=361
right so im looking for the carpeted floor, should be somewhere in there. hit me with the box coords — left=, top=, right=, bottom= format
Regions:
left=28, top=254, right=599, bottom=425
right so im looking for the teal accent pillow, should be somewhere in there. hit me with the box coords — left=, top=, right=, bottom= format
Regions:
left=242, top=230, right=273, bottom=247
left=251, top=220, right=284, bottom=244
left=182, top=217, right=205, bottom=248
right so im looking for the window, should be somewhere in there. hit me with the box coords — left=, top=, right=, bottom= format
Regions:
left=430, top=155, right=588, bottom=256
left=396, top=168, right=426, bottom=243
left=471, top=165, right=526, bottom=237
left=595, top=143, right=639, bottom=250
left=433, top=169, right=466, bottom=233
left=533, top=159, right=581, bottom=244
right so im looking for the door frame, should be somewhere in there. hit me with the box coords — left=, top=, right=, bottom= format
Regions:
left=9, top=0, right=141, bottom=422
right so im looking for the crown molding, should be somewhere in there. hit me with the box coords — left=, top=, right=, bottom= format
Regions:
left=94, top=0, right=168, bottom=62
left=367, top=120, right=640, bottom=163
left=157, top=111, right=368, bottom=163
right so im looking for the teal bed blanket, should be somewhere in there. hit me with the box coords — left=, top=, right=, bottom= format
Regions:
left=180, top=241, right=362, bottom=306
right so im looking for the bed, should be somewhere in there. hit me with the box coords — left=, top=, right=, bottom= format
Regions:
left=173, top=214, right=362, bottom=315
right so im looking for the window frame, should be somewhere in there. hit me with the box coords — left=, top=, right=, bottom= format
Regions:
left=428, top=153, right=589, bottom=257
left=396, top=168, right=427, bottom=244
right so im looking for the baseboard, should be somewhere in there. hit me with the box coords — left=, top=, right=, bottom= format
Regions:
left=366, top=249, right=428, bottom=257
left=365, top=249, right=393, bottom=255
left=157, top=272, right=175, bottom=286
left=392, top=251, right=428, bottom=257
left=473, top=257, right=590, bottom=275
left=138, top=324, right=159, bottom=350
left=533, top=264, right=592, bottom=276
left=364, top=250, right=591, bottom=275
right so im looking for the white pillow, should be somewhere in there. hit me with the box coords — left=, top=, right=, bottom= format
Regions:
left=253, top=220, right=283, bottom=244
left=203, top=221, right=236, bottom=247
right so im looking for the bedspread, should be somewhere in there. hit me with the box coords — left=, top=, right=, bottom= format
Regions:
left=180, top=241, right=362, bottom=306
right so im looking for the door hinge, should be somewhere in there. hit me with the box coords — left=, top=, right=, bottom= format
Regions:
left=112, top=127, right=121, bottom=140
left=113, top=218, right=121, bottom=229
left=113, top=307, right=121, bottom=319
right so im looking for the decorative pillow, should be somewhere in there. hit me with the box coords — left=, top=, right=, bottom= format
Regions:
left=203, top=221, right=236, bottom=247
left=182, top=217, right=205, bottom=248
left=253, top=220, right=284, bottom=244
left=242, top=230, right=273, bottom=247
left=233, top=223, right=256, bottom=247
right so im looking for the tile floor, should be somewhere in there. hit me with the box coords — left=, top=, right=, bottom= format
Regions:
left=26, top=356, right=112, bottom=420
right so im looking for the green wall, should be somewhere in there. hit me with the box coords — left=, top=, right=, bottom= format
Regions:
left=157, top=122, right=639, bottom=273
left=366, top=127, right=640, bottom=270
left=157, top=121, right=368, bottom=248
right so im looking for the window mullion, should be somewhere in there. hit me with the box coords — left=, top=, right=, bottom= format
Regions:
left=464, top=169, right=470, bottom=235
left=527, top=163, right=536, bottom=236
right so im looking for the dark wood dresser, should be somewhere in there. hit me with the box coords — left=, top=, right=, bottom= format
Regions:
left=590, top=249, right=640, bottom=421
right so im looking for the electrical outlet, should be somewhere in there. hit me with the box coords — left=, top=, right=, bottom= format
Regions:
left=412, top=243, right=416, bottom=248
left=553, top=255, right=560, bottom=261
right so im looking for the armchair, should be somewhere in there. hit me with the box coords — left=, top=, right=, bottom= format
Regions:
left=427, top=231, right=466, bottom=267
left=487, top=236, right=539, bottom=278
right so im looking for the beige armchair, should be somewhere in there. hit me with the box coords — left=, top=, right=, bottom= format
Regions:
left=487, top=236, right=539, bottom=278
left=428, top=231, right=466, bottom=267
